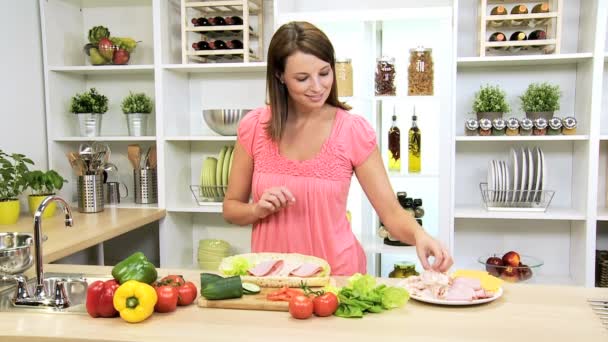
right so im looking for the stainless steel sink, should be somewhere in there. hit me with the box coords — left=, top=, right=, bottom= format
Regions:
left=0, top=273, right=113, bottom=315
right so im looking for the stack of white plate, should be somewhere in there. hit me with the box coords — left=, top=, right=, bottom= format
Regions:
left=198, top=239, right=232, bottom=270
left=486, top=147, right=546, bottom=206
left=200, top=145, right=235, bottom=200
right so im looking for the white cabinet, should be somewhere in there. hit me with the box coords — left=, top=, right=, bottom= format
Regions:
left=39, top=0, right=608, bottom=286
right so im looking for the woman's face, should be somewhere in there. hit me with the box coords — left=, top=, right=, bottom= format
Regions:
left=281, top=51, right=333, bottom=112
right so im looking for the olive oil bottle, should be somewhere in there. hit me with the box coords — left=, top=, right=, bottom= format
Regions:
left=408, top=106, right=421, bottom=173
left=388, top=106, right=401, bottom=172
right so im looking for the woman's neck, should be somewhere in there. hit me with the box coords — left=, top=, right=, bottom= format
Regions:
left=287, top=98, right=328, bottom=121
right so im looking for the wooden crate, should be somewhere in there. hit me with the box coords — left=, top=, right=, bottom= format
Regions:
left=181, top=0, right=264, bottom=63
left=478, top=0, right=562, bottom=57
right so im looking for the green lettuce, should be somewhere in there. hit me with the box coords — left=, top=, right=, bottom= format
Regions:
left=334, top=273, right=409, bottom=318
left=219, top=256, right=251, bottom=276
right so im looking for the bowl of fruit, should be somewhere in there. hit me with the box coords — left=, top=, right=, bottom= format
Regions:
left=84, top=26, right=138, bottom=66
left=478, top=251, right=543, bottom=283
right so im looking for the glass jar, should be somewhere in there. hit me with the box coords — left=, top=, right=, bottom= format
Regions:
left=404, top=197, right=415, bottom=217
left=533, top=118, right=548, bottom=136
left=520, top=118, right=533, bottom=136
left=335, top=58, right=353, bottom=97
left=547, top=117, right=562, bottom=135
left=416, top=218, right=423, bottom=226
left=408, top=46, right=434, bottom=96
left=413, top=198, right=424, bottom=218
left=465, top=118, right=479, bottom=136
left=492, top=118, right=506, bottom=136
left=562, top=117, right=577, bottom=135
left=479, top=118, right=492, bottom=136
left=397, top=191, right=408, bottom=208
left=506, top=117, right=520, bottom=136
left=377, top=225, right=389, bottom=239
left=389, top=261, right=419, bottom=279
left=375, top=56, right=396, bottom=96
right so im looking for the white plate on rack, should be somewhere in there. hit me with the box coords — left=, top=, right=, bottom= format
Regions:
left=533, top=147, right=542, bottom=203
left=539, top=148, right=547, bottom=203
left=494, top=160, right=501, bottom=203
left=526, top=147, right=535, bottom=203
left=519, top=147, right=527, bottom=203
left=409, top=287, right=504, bottom=306
left=487, top=160, right=495, bottom=202
left=503, top=160, right=510, bottom=203
left=510, top=148, right=518, bottom=204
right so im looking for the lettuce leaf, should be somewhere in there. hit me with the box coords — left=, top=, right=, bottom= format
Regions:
left=334, top=273, right=409, bottom=318
left=218, top=256, right=251, bottom=276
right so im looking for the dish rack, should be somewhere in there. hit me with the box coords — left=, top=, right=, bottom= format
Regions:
left=190, top=184, right=227, bottom=204
left=180, top=0, right=264, bottom=64
left=479, top=183, right=555, bottom=212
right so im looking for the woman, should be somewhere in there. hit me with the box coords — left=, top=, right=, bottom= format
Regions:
left=223, top=21, right=453, bottom=275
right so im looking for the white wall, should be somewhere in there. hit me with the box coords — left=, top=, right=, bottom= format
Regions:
left=0, top=0, right=48, bottom=212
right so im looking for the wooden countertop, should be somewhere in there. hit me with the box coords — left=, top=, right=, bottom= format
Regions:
left=0, top=264, right=607, bottom=342
left=1, top=208, right=165, bottom=262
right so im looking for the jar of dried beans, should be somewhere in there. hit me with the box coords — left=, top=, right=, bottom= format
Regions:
left=375, top=56, right=396, bottom=96
left=408, top=46, right=434, bottom=96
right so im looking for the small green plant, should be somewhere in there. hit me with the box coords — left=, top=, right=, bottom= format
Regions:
left=0, top=150, right=34, bottom=200
left=121, top=92, right=153, bottom=114
left=25, top=170, right=68, bottom=196
left=70, top=88, right=109, bottom=114
left=520, top=82, right=561, bottom=112
left=472, top=84, right=511, bottom=113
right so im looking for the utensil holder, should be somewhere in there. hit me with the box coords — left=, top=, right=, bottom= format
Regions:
left=126, top=113, right=149, bottom=137
left=77, top=174, right=104, bottom=213
left=134, top=168, right=157, bottom=204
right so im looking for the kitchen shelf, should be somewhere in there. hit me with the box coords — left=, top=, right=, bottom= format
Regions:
left=387, top=173, right=440, bottom=179
left=597, top=207, right=608, bottom=221
left=364, top=240, right=416, bottom=255
left=54, top=136, right=157, bottom=142
left=167, top=203, right=223, bottom=213
left=48, top=65, right=155, bottom=75
left=105, top=203, right=160, bottom=210
left=600, top=135, right=608, bottom=141
left=165, top=136, right=236, bottom=141
left=163, top=62, right=266, bottom=73
left=484, top=12, right=558, bottom=25
left=456, top=135, right=589, bottom=142
left=457, top=53, right=593, bottom=68
left=454, top=206, right=586, bottom=220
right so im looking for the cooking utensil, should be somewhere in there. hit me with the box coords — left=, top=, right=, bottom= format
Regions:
left=147, top=146, right=157, bottom=169
left=142, top=146, right=152, bottom=169
left=127, top=144, right=141, bottom=170
left=0, top=232, right=34, bottom=275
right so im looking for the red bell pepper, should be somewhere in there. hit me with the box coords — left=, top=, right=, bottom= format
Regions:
left=86, top=279, right=120, bottom=318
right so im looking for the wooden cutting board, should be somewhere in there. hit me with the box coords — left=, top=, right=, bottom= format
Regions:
left=198, top=287, right=289, bottom=311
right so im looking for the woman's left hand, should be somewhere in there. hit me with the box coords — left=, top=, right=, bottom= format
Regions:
left=414, top=230, right=453, bottom=272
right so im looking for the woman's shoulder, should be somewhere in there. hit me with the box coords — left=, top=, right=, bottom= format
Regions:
left=336, top=108, right=374, bottom=132
left=240, top=106, right=271, bottom=128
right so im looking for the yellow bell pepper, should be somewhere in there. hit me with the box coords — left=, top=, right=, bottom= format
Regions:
left=113, top=280, right=157, bottom=323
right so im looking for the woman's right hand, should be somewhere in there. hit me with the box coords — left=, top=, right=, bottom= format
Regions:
left=253, top=186, right=296, bottom=219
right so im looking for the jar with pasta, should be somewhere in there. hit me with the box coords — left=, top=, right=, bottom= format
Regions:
left=335, top=58, right=353, bottom=97
left=375, top=56, right=396, bottom=96
left=408, top=46, right=434, bottom=96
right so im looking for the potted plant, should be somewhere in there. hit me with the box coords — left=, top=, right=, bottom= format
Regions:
left=472, top=84, right=511, bottom=120
left=0, top=150, right=34, bottom=225
left=520, top=82, right=561, bottom=120
left=70, top=88, right=109, bottom=137
left=25, top=170, right=68, bottom=218
left=121, top=92, right=153, bottom=136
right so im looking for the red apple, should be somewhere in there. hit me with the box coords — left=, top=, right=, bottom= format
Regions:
left=485, top=256, right=505, bottom=277
left=502, top=251, right=521, bottom=267
left=501, top=266, right=520, bottom=282
left=518, top=264, right=533, bottom=281
left=112, top=48, right=130, bottom=65
left=98, top=37, right=115, bottom=61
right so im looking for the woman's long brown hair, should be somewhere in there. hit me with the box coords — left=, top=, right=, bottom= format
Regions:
left=265, top=21, right=351, bottom=141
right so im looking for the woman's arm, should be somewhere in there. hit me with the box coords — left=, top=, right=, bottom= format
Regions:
left=354, top=148, right=452, bottom=271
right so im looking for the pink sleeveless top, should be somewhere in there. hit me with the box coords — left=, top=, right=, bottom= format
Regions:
left=237, top=106, right=377, bottom=275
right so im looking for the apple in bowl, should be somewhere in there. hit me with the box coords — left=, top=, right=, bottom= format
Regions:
left=478, top=251, right=543, bottom=283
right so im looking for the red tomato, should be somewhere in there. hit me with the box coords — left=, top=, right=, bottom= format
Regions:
left=177, top=281, right=198, bottom=306
left=160, top=275, right=185, bottom=286
left=289, top=295, right=313, bottom=319
left=154, top=285, right=179, bottom=313
left=313, top=292, right=338, bottom=317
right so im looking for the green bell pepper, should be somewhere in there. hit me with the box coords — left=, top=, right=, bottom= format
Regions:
left=111, top=252, right=158, bottom=285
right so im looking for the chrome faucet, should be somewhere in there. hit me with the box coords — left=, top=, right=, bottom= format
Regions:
left=12, top=195, right=74, bottom=308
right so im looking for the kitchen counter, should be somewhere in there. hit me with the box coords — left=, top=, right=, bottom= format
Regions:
left=0, top=264, right=607, bottom=342
left=2, top=208, right=165, bottom=262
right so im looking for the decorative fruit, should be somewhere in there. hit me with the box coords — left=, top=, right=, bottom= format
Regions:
left=113, top=48, right=130, bottom=65
left=89, top=48, right=108, bottom=65
left=502, top=251, right=521, bottom=267
left=485, top=256, right=505, bottom=276
left=98, top=37, right=115, bottom=60
left=518, top=264, right=533, bottom=281
left=500, top=266, right=519, bottom=282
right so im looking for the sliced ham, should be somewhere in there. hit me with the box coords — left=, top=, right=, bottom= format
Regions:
left=276, top=262, right=303, bottom=277
left=290, top=263, right=322, bottom=277
left=452, top=277, right=482, bottom=290
left=445, top=286, right=476, bottom=301
left=248, top=259, right=284, bottom=277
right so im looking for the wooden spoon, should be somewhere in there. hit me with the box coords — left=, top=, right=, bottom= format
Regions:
left=147, top=146, right=157, bottom=169
left=127, top=144, right=141, bottom=170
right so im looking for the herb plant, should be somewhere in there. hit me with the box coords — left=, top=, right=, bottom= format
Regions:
left=472, top=84, right=511, bottom=113
left=25, top=170, right=67, bottom=196
left=0, top=150, right=34, bottom=200
left=121, top=92, right=153, bottom=114
left=70, top=88, right=109, bottom=114
left=520, top=82, right=561, bottom=112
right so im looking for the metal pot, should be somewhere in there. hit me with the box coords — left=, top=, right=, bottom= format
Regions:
left=0, top=233, right=33, bottom=275
left=476, top=112, right=504, bottom=121
left=525, top=111, right=554, bottom=121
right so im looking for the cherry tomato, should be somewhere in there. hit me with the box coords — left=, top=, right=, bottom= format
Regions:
left=153, top=285, right=179, bottom=313
left=289, top=295, right=313, bottom=319
left=313, top=292, right=339, bottom=317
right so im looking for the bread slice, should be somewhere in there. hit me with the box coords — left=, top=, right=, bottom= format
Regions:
left=218, top=253, right=331, bottom=288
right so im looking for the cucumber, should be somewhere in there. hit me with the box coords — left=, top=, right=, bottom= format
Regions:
left=201, top=275, right=243, bottom=300
left=242, top=282, right=261, bottom=294
left=200, top=273, right=224, bottom=289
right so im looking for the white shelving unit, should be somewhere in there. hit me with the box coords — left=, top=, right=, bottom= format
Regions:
left=38, top=0, right=608, bottom=286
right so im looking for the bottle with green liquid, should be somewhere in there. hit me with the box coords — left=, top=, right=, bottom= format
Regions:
left=408, top=106, right=421, bottom=173
left=388, top=106, right=401, bottom=172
